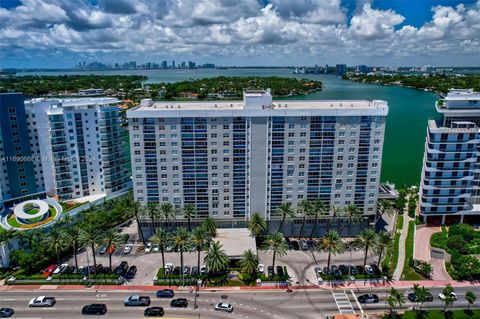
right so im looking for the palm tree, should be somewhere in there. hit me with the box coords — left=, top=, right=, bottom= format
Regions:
left=201, top=217, right=217, bottom=238
left=297, top=199, right=312, bottom=240
left=466, top=291, right=476, bottom=310
left=183, top=203, right=196, bottom=231
left=101, top=229, right=123, bottom=271
left=311, top=200, right=328, bottom=239
left=128, top=201, right=145, bottom=245
left=248, top=212, right=267, bottom=253
left=204, top=241, right=229, bottom=274
left=172, top=227, right=190, bottom=285
left=81, top=225, right=99, bottom=272
left=317, top=230, right=345, bottom=274
left=354, top=229, right=378, bottom=274
left=376, top=231, right=392, bottom=270
left=386, top=287, right=404, bottom=315
left=191, top=227, right=208, bottom=274
left=276, top=202, right=294, bottom=233
left=64, top=227, right=82, bottom=269
left=150, top=228, right=170, bottom=271
left=340, top=204, right=363, bottom=237
left=374, top=199, right=393, bottom=229
left=412, top=284, right=431, bottom=311
left=326, top=205, right=340, bottom=233
left=264, top=232, right=288, bottom=276
left=45, top=229, right=64, bottom=266
left=442, top=284, right=455, bottom=311
left=160, top=202, right=175, bottom=228
left=145, top=202, right=158, bottom=236
left=239, top=249, right=259, bottom=276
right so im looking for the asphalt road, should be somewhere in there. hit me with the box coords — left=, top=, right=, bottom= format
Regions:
left=1, top=286, right=480, bottom=319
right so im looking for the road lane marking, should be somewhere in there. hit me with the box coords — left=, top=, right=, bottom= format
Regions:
left=350, top=289, right=364, bottom=317
left=332, top=290, right=355, bottom=314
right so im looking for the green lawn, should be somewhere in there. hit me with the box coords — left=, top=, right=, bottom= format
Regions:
left=401, top=220, right=422, bottom=280
left=397, top=214, right=404, bottom=231
left=398, top=309, right=480, bottom=319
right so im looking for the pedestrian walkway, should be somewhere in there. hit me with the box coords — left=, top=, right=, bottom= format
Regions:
left=332, top=290, right=356, bottom=314
left=392, top=211, right=412, bottom=281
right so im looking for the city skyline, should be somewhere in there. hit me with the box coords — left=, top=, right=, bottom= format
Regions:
left=0, top=0, right=479, bottom=68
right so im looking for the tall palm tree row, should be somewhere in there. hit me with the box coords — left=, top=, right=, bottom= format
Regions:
left=190, top=227, right=209, bottom=273
left=204, top=241, right=229, bottom=274
left=247, top=212, right=267, bottom=254
left=317, top=230, right=345, bottom=273
left=276, top=203, right=294, bottom=233
left=64, top=227, right=82, bottom=269
left=101, top=229, right=123, bottom=271
left=160, top=202, right=176, bottom=228
left=264, top=232, right=288, bottom=276
left=239, top=249, right=259, bottom=277
left=354, top=229, right=378, bottom=274
left=128, top=201, right=146, bottom=245
left=311, top=199, right=328, bottom=239
left=150, top=228, right=170, bottom=271
left=297, top=199, right=312, bottom=240
left=183, top=203, right=196, bottom=231
left=172, top=227, right=190, bottom=285
left=81, top=225, right=99, bottom=271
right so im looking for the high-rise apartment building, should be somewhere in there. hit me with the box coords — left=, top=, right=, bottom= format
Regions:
left=23, top=97, right=131, bottom=201
left=420, top=89, right=480, bottom=224
left=336, top=64, right=347, bottom=75
left=128, top=90, right=388, bottom=222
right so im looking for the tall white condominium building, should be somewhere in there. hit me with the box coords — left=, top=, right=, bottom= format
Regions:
left=420, top=89, right=480, bottom=224
left=128, top=90, right=388, bottom=220
left=24, top=97, right=131, bottom=201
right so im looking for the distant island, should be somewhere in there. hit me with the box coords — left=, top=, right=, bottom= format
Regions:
left=343, top=73, right=480, bottom=94
left=0, top=75, right=322, bottom=101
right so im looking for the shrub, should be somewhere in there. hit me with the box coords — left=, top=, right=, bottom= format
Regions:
left=447, top=235, right=469, bottom=254
left=449, top=224, right=476, bottom=242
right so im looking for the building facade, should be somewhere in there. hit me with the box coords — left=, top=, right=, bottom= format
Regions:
left=128, top=90, right=388, bottom=223
left=420, top=89, right=480, bottom=224
left=23, top=97, right=131, bottom=201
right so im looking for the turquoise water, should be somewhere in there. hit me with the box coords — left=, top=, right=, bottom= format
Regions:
left=18, top=69, right=439, bottom=187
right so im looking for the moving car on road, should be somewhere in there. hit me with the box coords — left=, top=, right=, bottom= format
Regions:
left=124, top=295, right=151, bottom=306
left=144, top=307, right=165, bottom=317
left=358, top=294, right=379, bottom=304
left=29, top=296, right=56, bottom=307
left=156, top=289, right=174, bottom=298
left=81, top=304, right=107, bottom=315
left=214, top=302, right=233, bottom=313
left=0, top=308, right=14, bottom=318
left=439, top=292, right=457, bottom=301
left=408, top=291, right=433, bottom=302
left=170, top=298, right=188, bottom=308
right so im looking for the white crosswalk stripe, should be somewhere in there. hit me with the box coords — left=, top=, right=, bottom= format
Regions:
left=332, top=290, right=356, bottom=314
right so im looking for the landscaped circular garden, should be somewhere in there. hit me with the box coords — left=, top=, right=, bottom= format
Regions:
left=2, top=199, right=62, bottom=230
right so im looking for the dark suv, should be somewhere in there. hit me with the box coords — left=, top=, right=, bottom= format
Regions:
left=113, top=261, right=129, bottom=276
left=170, top=298, right=188, bottom=308
left=144, top=307, right=164, bottom=317
left=81, top=304, right=107, bottom=315
left=157, top=289, right=174, bottom=298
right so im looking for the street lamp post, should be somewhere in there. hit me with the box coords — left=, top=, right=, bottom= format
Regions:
left=194, top=279, right=202, bottom=309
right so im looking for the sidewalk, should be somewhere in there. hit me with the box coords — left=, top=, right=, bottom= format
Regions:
left=392, top=212, right=412, bottom=281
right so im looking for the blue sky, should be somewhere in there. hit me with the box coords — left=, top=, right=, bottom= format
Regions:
left=0, top=0, right=479, bottom=68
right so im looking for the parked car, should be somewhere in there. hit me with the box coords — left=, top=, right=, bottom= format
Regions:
left=408, top=292, right=433, bottom=302
left=439, top=292, right=457, bottom=301
left=322, top=266, right=330, bottom=275
left=276, top=266, right=284, bottom=277
left=257, top=264, right=265, bottom=274
left=63, top=266, right=75, bottom=274
left=173, top=266, right=181, bottom=275
left=98, top=244, right=107, bottom=255
left=267, top=266, right=274, bottom=277
left=114, top=261, right=129, bottom=276
left=124, top=266, right=137, bottom=279
left=358, top=294, right=379, bottom=304
left=29, top=296, right=56, bottom=307
left=156, top=289, right=174, bottom=298
left=144, top=307, right=164, bottom=317
left=339, top=265, right=349, bottom=275
left=170, top=298, right=188, bottom=308
left=183, top=266, right=190, bottom=275
left=164, top=263, right=173, bottom=274
left=124, top=295, right=151, bottom=306
left=307, top=239, right=316, bottom=248
left=123, top=244, right=133, bottom=254
left=214, top=302, right=233, bottom=313
left=191, top=266, right=199, bottom=276
left=53, top=263, right=68, bottom=275
left=349, top=265, right=358, bottom=276
left=145, top=243, right=152, bottom=253
left=81, top=304, right=107, bottom=315
left=200, top=265, right=208, bottom=275
left=153, top=244, right=160, bottom=252
left=0, top=308, right=14, bottom=318
left=291, top=241, right=300, bottom=250
left=42, top=264, right=57, bottom=277
left=299, top=240, right=309, bottom=250
left=364, top=265, right=374, bottom=275
left=331, top=265, right=342, bottom=277
left=314, top=266, right=323, bottom=278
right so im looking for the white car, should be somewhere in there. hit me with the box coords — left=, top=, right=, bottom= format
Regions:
left=164, top=263, right=173, bottom=273
left=439, top=292, right=457, bottom=301
left=364, top=265, right=374, bottom=275
left=314, top=266, right=322, bottom=278
left=53, top=263, right=68, bottom=275
left=214, top=302, right=233, bottom=313
left=29, top=296, right=56, bottom=307
left=123, top=244, right=133, bottom=254
left=153, top=244, right=160, bottom=252
left=257, top=264, right=265, bottom=274
left=145, top=243, right=152, bottom=253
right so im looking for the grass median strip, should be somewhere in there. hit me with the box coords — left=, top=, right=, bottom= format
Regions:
left=401, top=220, right=422, bottom=280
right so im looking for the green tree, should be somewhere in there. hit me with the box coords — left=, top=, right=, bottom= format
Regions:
left=339, top=204, right=362, bottom=237
left=276, top=202, right=294, bottom=233
left=311, top=200, right=328, bottom=239
left=128, top=201, right=145, bottom=245
left=239, top=249, right=259, bottom=276
left=318, top=230, right=345, bottom=274
left=183, top=203, right=196, bottom=231
left=387, top=287, right=404, bottom=315
left=264, top=232, right=288, bottom=276
left=375, top=199, right=394, bottom=229
left=248, top=212, right=267, bottom=254
left=172, top=227, right=190, bottom=285
left=190, top=227, right=208, bottom=274
left=204, top=241, right=229, bottom=274
left=160, top=202, right=176, bottom=228
left=101, top=229, right=123, bottom=271
left=466, top=291, right=476, bottom=310
left=376, top=231, right=392, bottom=271
left=297, top=199, right=312, bottom=240
left=354, top=229, right=378, bottom=274
left=44, top=229, right=64, bottom=266
left=442, top=284, right=455, bottom=312
left=64, top=227, right=82, bottom=269
left=81, top=225, right=99, bottom=272
left=150, top=228, right=170, bottom=271
left=201, top=217, right=217, bottom=238
left=145, top=203, right=158, bottom=236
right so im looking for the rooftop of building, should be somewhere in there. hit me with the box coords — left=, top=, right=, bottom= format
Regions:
left=445, top=88, right=480, bottom=100
left=25, top=97, right=119, bottom=108
left=428, top=119, right=479, bottom=132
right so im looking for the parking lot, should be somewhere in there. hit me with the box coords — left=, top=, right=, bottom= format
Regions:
left=64, top=222, right=378, bottom=286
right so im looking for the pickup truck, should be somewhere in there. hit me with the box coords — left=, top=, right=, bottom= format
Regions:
left=29, top=296, right=56, bottom=307
left=124, top=295, right=151, bottom=306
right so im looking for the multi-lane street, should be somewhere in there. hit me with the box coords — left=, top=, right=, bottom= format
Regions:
left=1, top=286, right=480, bottom=319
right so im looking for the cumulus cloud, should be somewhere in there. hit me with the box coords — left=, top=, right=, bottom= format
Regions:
left=0, top=0, right=479, bottom=66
